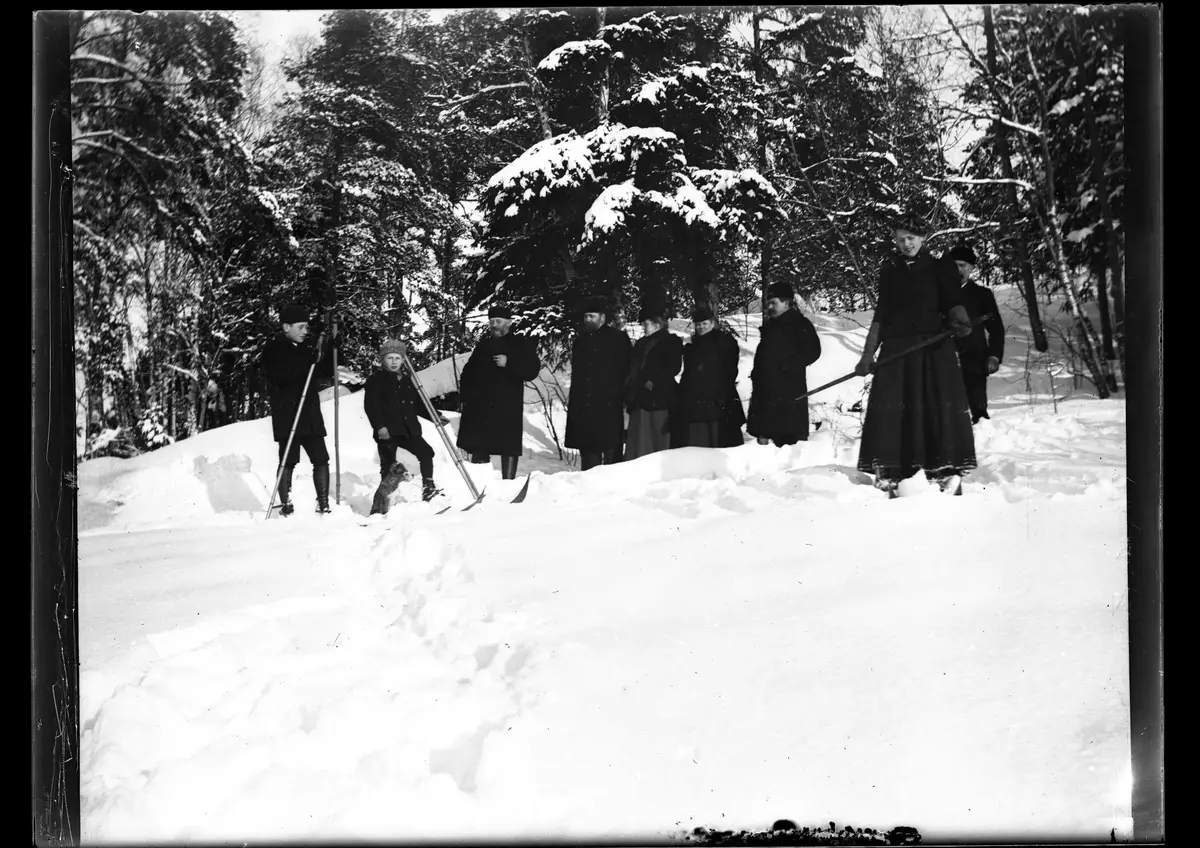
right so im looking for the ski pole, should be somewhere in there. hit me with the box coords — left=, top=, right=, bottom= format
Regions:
left=264, top=329, right=326, bottom=518
left=331, top=310, right=341, bottom=505
left=791, top=312, right=993, bottom=403
left=399, top=349, right=483, bottom=503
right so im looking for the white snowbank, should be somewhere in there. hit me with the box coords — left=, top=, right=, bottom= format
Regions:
left=78, top=286, right=1131, bottom=844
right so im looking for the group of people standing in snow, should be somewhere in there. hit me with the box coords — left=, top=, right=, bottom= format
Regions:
left=260, top=216, right=1004, bottom=514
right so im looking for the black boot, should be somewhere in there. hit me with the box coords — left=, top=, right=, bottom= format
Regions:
left=579, top=451, right=601, bottom=471
left=421, top=477, right=442, bottom=502
left=470, top=453, right=490, bottom=464
left=277, top=464, right=296, bottom=516
left=602, top=447, right=621, bottom=465
left=370, top=462, right=409, bottom=515
left=313, top=463, right=331, bottom=513
left=501, top=455, right=519, bottom=480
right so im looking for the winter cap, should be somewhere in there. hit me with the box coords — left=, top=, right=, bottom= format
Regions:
left=379, top=338, right=407, bottom=360
left=280, top=303, right=309, bottom=325
left=767, top=282, right=794, bottom=302
left=582, top=296, right=610, bottom=315
left=638, top=307, right=666, bottom=324
left=893, top=215, right=929, bottom=236
left=692, top=305, right=715, bottom=323
left=488, top=304, right=514, bottom=320
left=947, top=244, right=978, bottom=265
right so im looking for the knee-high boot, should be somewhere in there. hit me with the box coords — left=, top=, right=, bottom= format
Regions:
left=500, top=455, right=519, bottom=480
left=313, top=463, right=331, bottom=513
left=277, top=464, right=296, bottom=516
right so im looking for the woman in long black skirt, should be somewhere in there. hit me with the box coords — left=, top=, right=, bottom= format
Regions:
left=854, top=219, right=977, bottom=497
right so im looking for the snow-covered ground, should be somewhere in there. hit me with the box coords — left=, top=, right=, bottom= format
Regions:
left=78, top=286, right=1131, bottom=844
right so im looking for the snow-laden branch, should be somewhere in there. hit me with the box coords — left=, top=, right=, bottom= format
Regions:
left=72, top=52, right=197, bottom=86
left=437, top=82, right=531, bottom=120
left=941, top=105, right=1043, bottom=137
left=73, top=130, right=180, bottom=165
left=922, top=174, right=1034, bottom=191
left=928, top=222, right=1004, bottom=239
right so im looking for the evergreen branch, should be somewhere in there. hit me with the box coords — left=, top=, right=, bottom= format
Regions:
left=73, top=130, right=180, bottom=165
left=437, top=81, right=531, bottom=119
left=921, top=174, right=1035, bottom=191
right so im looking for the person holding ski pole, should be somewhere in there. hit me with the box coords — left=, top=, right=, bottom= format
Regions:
left=747, top=283, right=822, bottom=448
left=945, top=244, right=1005, bottom=424
left=456, top=304, right=542, bottom=480
left=261, top=302, right=339, bottom=515
left=564, top=295, right=633, bottom=470
left=364, top=338, right=450, bottom=515
left=854, top=218, right=977, bottom=497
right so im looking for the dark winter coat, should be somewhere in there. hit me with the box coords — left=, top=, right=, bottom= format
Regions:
left=679, top=329, right=746, bottom=442
left=260, top=334, right=335, bottom=443
left=954, top=280, right=1005, bottom=373
left=564, top=323, right=633, bottom=452
left=747, top=306, right=822, bottom=442
left=455, top=331, right=542, bottom=457
left=363, top=368, right=433, bottom=443
left=625, top=327, right=684, bottom=413
left=873, top=251, right=965, bottom=339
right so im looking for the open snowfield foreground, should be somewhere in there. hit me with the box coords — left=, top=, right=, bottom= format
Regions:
left=77, top=288, right=1132, bottom=844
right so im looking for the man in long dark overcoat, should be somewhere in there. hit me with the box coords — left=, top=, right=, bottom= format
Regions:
left=946, top=244, right=1005, bottom=424
left=564, top=296, right=633, bottom=470
left=260, top=302, right=338, bottom=515
left=455, top=304, right=542, bottom=480
left=747, top=283, right=822, bottom=447
left=677, top=305, right=746, bottom=448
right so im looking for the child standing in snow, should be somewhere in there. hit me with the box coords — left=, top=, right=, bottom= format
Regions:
left=261, top=303, right=338, bottom=515
left=364, top=339, right=448, bottom=515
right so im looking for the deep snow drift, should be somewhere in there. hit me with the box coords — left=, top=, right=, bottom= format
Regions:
left=78, top=286, right=1131, bottom=844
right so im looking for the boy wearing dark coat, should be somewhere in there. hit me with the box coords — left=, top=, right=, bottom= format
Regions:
left=455, top=305, right=542, bottom=480
left=624, top=308, right=684, bottom=461
left=564, top=296, right=633, bottom=470
left=854, top=219, right=977, bottom=496
left=260, top=303, right=338, bottom=515
left=946, top=244, right=1005, bottom=424
left=364, top=338, right=449, bottom=515
left=678, top=305, right=746, bottom=448
left=747, top=283, right=822, bottom=448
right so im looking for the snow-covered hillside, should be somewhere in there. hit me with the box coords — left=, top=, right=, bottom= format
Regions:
left=77, top=287, right=1131, bottom=844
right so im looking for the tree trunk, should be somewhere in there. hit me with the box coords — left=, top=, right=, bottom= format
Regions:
left=752, top=7, right=771, bottom=318
left=1072, top=18, right=1126, bottom=387
left=595, top=7, right=610, bottom=125
left=1091, top=249, right=1117, bottom=362
left=984, top=5, right=1048, bottom=353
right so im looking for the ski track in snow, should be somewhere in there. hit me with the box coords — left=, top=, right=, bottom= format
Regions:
left=77, top=287, right=1132, bottom=843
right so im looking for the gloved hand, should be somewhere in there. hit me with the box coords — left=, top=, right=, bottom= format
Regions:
left=377, top=426, right=391, bottom=440
left=854, top=357, right=874, bottom=377
left=949, top=305, right=972, bottom=338
left=644, top=380, right=654, bottom=391
left=987, top=356, right=1000, bottom=374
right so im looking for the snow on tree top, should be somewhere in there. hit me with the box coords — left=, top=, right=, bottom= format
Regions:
left=537, top=39, right=611, bottom=73
left=581, top=181, right=637, bottom=244
left=636, top=79, right=666, bottom=105
left=486, top=132, right=595, bottom=194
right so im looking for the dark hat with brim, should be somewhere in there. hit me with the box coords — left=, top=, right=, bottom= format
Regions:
left=488, top=304, right=513, bottom=320
left=692, top=305, right=715, bottom=324
left=947, top=244, right=978, bottom=265
left=280, top=303, right=309, bottom=325
left=767, top=283, right=794, bottom=302
left=637, top=308, right=666, bottom=324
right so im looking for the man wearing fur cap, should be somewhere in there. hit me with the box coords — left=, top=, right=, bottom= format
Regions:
left=364, top=338, right=450, bottom=514
left=260, top=302, right=339, bottom=515
left=747, top=282, right=822, bottom=448
left=455, top=304, right=542, bottom=479
left=945, top=244, right=1005, bottom=424
left=564, top=296, right=633, bottom=470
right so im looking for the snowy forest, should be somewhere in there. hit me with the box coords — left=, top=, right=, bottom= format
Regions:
left=71, top=5, right=1128, bottom=457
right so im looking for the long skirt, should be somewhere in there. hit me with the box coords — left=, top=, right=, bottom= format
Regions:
left=857, top=333, right=976, bottom=481
left=625, top=409, right=672, bottom=460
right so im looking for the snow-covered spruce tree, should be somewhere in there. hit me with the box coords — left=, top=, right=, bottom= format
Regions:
left=476, top=9, right=780, bottom=363
left=263, top=9, right=455, bottom=375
